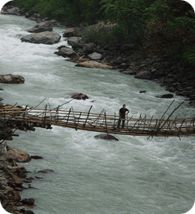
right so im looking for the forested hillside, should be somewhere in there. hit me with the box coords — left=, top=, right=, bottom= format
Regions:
left=14, top=0, right=195, bottom=65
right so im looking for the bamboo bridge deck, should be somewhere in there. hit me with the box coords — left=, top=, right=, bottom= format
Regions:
left=0, top=104, right=195, bottom=137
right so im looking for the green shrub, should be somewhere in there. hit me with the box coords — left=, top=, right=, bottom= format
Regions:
left=183, top=48, right=195, bottom=65
left=82, top=22, right=121, bottom=47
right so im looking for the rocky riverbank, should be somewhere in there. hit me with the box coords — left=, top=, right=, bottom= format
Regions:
left=0, top=102, right=54, bottom=214
left=0, top=115, right=35, bottom=214
left=2, top=3, right=195, bottom=107
left=56, top=27, right=195, bottom=106
left=0, top=72, right=36, bottom=213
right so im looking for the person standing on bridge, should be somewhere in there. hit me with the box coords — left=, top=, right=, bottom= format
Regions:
left=117, top=104, right=129, bottom=128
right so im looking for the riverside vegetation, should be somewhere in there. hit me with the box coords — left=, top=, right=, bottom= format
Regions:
left=11, top=0, right=195, bottom=106
left=13, top=0, right=195, bottom=64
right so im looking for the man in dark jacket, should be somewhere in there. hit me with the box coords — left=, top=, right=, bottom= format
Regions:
left=117, top=104, right=129, bottom=128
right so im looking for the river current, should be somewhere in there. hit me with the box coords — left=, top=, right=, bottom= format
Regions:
left=0, top=14, right=195, bottom=214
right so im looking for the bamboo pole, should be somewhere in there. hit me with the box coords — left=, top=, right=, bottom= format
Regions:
left=75, top=112, right=82, bottom=130
left=113, top=112, right=117, bottom=129
left=156, top=100, right=175, bottom=129
left=158, top=101, right=184, bottom=131
left=83, top=106, right=93, bottom=127
left=55, top=106, right=60, bottom=122
left=66, top=108, right=72, bottom=124
left=104, top=112, right=109, bottom=134
left=28, top=98, right=47, bottom=112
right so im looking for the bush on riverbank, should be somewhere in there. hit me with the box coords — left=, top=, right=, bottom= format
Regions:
left=81, top=22, right=119, bottom=47
left=14, top=0, right=102, bottom=24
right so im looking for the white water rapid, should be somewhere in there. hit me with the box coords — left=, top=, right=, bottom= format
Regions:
left=0, top=14, right=195, bottom=214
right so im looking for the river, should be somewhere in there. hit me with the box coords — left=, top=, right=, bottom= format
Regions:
left=0, top=14, right=195, bottom=214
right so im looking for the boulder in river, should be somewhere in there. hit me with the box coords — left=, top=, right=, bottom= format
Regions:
left=37, top=169, right=54, bottom=174
left=67, top=37, right=82, bottom=49
left=55, top=46, right=78, bottom=59
left=8, top=166, right=27, bottom=178
left=71, top=93, right=89, bottom=100
left=76, top=60, right=113, bottom=69
left=21, top=31, right=61, bottom=45
left=21, top=198, right=35, bottom=206
left=135, top=70, right=152, bottom=80
left=82, top=43, right=96, bottom=54
left=1, top=5, right=21, bottom=16
left=6, top=148, right=31, bottom=163
left=27, top=21, right=53, bottom=33
left=63, top=28, right=80, bottom=37
left=94, top=134, right=119, bottom=141
left=30, top=155, right=43, bottom=160
left=88, top=52, right=103, bottom=60
left=156, top=94, right=174, bottom=99
left=0, top=74, right=25, bottom=84
left=139, top=90, right=146, bottom=93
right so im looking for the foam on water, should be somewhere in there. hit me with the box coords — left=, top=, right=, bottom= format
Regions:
left=1, top=14, right=195, bottom=214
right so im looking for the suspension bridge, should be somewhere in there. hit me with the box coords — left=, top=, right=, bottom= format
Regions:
left=0, top=102, right=195, bottom=137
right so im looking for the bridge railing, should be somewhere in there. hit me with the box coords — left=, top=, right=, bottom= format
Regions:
left=0, top=105, right=195, bottom=136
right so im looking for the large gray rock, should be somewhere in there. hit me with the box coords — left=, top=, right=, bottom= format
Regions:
left=82, top=43, right=96, bottom=54
left=135, top=70, right=152, bottom=80
left=21, top=198, right=35, bottom=206
left=71, top=93, right=89, bottom=100
left=55, top=46, right=78, bottom=58
left=88, top=52, right=102, bottom=60
left=0, top=74, right=25, bottom=84
left=63, top=28, right=79, bottom=37
left=21, top=31, right=61, bottom=45
left=6, top=148, right=31, bottom=163
left=1, top=6, right=21, bottom=15
left=67, top=37, right=82, bottom=49
left=27, top=21, right=53, bottom=33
